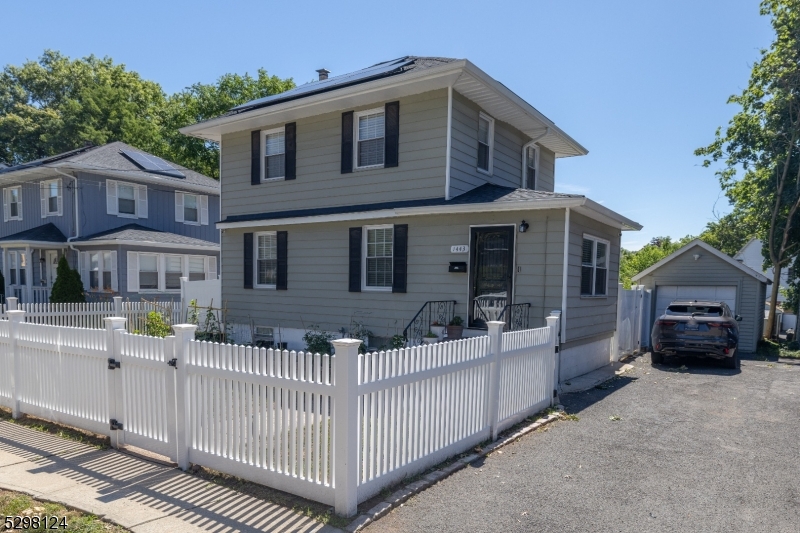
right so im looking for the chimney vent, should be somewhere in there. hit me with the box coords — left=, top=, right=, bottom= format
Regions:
left=316, top=68, right=330, bottom=81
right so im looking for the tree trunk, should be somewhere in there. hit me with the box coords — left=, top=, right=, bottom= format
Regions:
left=766, top=264, right=783, bottom=339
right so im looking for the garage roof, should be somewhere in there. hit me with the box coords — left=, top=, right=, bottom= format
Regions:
left=631, top=239, right=771, bottom=284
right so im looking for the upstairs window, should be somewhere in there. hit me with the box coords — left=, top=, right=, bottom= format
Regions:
left=118, top=184, right=137, bottom=215
left=255, top=232, right=277, bottom=287
left=107, top=180, right=147, bottom=219
left=3, top=186, right=22, bottom=221
left=364, top=225, right=393, bottom=290
left=524, top=145, right=538, bottom=189
left=262, top=128, right=286, bottom=180
left=175, top=192, right=208, bottom=225
left=184, top=194, right=198, bottom=222
left=581, top=235, right=609, bottom=297
left=477, top=113, right=494, bottom=174
left=355, top=109, right=385, bottom=169
left=40, top=179, right=62, bottom=217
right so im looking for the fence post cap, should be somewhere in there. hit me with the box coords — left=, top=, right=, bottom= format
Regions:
left=172, top=324, right=198, bottom=332
left=487, top=320, right=505, bottom=333
left=113, top=296, right=122, bottom=302
left=104, top=316, right=127, bottom=329
left=6, top=310, right=24, bottom=321
left=549, top=310, right=562, bottom=317
left=331, top=338, right=363, bottom=347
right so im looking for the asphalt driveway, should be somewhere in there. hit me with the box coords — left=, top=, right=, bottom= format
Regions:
left=365, top=354, right=800, bottom=533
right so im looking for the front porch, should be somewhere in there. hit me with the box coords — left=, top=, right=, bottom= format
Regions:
left=0, top=223, right=70, bottom=304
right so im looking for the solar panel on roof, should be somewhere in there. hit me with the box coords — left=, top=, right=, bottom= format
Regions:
left=231, top=57, right=414, bottom=112
left=120, top=150, right=185, bottom=179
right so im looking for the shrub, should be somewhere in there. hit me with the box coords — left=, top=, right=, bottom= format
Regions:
left=390, top=334, right=406, bottom=349
left=787, top=340, right=800, bottom=351
left=303, top=325, right=336, bottom=355
left=141, top=311, right=171, bottom=338
left=49, top=256, right=85, bottom=303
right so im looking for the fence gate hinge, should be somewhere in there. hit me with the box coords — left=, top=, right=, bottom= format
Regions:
left=167, top=358, right=177, bottom=368
left=110, top=419, right=123, bottom=431
left=107, top=358, right=120, bottom=370
left=553, top=389, right=558, bottom=398
left=554, top=346, right=559, bottom=353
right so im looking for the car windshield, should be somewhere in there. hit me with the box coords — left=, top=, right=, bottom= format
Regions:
left=666, top=305, right=723, bottom=316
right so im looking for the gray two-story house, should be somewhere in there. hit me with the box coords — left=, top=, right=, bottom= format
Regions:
left=180, top=56, right=641, bottom=380
left=0, top=142, right=220, bottom=303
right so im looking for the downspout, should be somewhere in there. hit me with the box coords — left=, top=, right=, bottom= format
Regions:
left=560, top=208, right=570, bottom=344
left=521, top=127, right=550, bottom=188
left=444, top=85, right=453, bottom=201
left=49, top=168, right=80, bottom=259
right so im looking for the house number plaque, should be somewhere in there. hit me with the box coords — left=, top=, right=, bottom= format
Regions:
left=450, top=245, right=469, bottom=253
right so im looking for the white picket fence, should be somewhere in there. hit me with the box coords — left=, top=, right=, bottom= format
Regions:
left=0, top=296, right=181, bottom=332
left=0, top=311, right=559, bottom=517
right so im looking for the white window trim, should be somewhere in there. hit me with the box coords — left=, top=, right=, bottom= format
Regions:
left=41, top=178, right=63, bottom=217
left=581, top=233, right=610, bottom=298
left=4, top=186, right=22, bottom=221
left=522, top=142, right=539, bottom=190
left=477, top=112, right=495, bottom=176
left=181, top=192, right=201, bottom=225
left=353, top=107, right=386, bottom=171
left=362, top=224, right=393, bottom=292
left=254, top=231, right=278, bottom=289
left=7, top=250, right=23, bottom=286
left=261, top=126, right=287, bottom=182
left=116, top=182, right=139, bottom=219
left=137, top=252, right=162, bottom=293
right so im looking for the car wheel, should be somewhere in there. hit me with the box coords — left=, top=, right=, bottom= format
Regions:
left=725, top=352, right=740, bottom=370
left=651, top=351, right=664, bottom=365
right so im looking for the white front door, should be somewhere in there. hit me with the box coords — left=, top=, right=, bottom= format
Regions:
left=655, top=285, right=738, bottom=318
left=46, top=251, right=59, bottom=287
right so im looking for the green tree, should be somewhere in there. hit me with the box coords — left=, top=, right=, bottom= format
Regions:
left=695, top=0, right=800, bottom=337
left=698, top=208, right=759, bottom=257
left=49, top=255, right=85, bottom=303
left=619, top=236, right=694, bottom=289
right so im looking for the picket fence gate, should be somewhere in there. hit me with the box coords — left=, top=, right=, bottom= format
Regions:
left=0, top=296, right=181, bottom=332
left=0, top=311, right=559, bottom=517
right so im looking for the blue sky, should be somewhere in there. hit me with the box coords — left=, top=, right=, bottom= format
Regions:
left=1, top=0, right=773, bottom=250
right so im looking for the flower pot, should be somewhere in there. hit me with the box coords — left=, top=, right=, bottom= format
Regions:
left=446, top=325, right=463, bottom=340
left=423, top=337, right=438, bottom=345
left=430, top=325, right=445, bottom=339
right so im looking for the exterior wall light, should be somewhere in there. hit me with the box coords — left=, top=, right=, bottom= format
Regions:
left=693, top=254, right=701, bottom=261
left=519, top=220, right=529, bottom=233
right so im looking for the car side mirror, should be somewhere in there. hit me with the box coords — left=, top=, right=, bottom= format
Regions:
left=735, top=315, right=742, bottom=322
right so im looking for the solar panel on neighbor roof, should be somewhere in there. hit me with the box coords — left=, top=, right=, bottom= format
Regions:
left=120, top=150, right=185, bottom=179
left=231, top=57, right=414, bottom=111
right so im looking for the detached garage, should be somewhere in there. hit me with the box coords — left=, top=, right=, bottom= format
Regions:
left=632, top=239, right=769, bottom=353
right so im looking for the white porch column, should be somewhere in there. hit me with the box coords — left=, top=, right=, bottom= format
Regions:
left=24, top=246, right=32, bottom=304
left=1, top=247, right=7, bottom=300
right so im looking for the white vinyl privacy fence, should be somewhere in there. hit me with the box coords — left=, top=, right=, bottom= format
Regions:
left=0, top=296, right=181, bottom=332
left=0, top=312, right=559, bottom=517
left=612, top=284, right=652, bottom=360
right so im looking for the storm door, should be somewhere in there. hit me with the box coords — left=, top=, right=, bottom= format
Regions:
left=469, top=226, right=514, bottom=328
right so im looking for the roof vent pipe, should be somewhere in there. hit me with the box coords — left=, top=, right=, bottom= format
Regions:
left=316, top=68, right=330, bottom=81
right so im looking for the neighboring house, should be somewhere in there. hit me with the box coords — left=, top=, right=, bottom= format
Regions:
left=180, top=56, right=642, bottom=380
left=632, top=239, right=769, bottom=352
left=734, top=238, right=788, bottom=303
left=0, top=142, right=220, bottom=303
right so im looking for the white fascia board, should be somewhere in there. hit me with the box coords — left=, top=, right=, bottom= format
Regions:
left=54, top=164, right=220, bottom=195
left=576, top=199, right=642, bottom=231
left=0, top=241, right=69, bottom=248
left=75, top=239, right=219, bottom=251
left=217, top=198, right=587, bottom=230
left=180, top=61, right=468, bottom=141
left=631, top=239, right=771, bottom=284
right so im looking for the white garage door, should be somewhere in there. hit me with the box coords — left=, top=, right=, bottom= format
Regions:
left=655, top=285, right=737, bottom=318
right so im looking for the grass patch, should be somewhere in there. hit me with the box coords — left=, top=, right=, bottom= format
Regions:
left=0, top=408, right=109, bottom=450
left=756, top=339, right=800, bottom=360
left=0, top=489, right=128, bottom=532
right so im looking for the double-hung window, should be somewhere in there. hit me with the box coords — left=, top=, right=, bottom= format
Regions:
left=262, top=128, right=286, bottom=181
left=40, top=179, right=62, bottom=217
left=107, top=180, right=147, bottom=218
left=477, top=113, right=494, bottom=174
left=3, top=186, right=22, bottom=221
left=355, top=108, right=385, bottom=169
left=175, top=191, right=208, bottom=225
left=580, top=235, right=609, bottom=297
left=255, top=232, right=277, bottom=287
left=118, top=184, right=137, bottom=216
left=188, top=256, right=205, bottom=281
left=138, top=254, right=159, bottom=291
left=524, top=145, right=538, bottom=189
left=184, top=194, right=198, bottom=223
left=165, top=255, right=183, bottom=290
left=8, top=251, right=25, bottom=286
left=88, top=252, right=113, bottom=291
left=364, top=225, right=393, bottom=290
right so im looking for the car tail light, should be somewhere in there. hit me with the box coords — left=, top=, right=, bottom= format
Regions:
left=723, top=347, right=729, bottom=354
left=656, top=320, right=677, bottom=327
left=656, top=343, right=662, bottom=351
left=707, top=322, right=723, bottom=327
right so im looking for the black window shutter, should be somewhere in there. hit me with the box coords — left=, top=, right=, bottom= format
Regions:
left=392, top=224, right=408, bottom=293
left=341, top=111, right=354, bottom=174
left=250, top=131, right=260, bottom=185
left=349, top=227, right=362, bottom=292
left=385, top=101, right=400, bottom=168
left=243, top=233, right=254, bottom=289
left=285, top=123, right=296, bottom=180
left=277, top=231, right=288, bottom=290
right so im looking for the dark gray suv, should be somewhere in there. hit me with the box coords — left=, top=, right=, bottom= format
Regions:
left=651, top=301, right=742, bottom=369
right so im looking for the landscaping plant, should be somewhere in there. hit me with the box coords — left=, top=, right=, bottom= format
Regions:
left=303, top=325, right=336, bottom=355
left=49, top=255, right=85, bottom=303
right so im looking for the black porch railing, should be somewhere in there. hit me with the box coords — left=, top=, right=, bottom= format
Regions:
left=498, top=303, right=531, bottom=331
left=403, top=300, right=457, bottom=346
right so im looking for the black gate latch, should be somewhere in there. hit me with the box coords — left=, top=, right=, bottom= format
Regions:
left=110, top=419, right=123, bottom=431
left=167, top=358, right=178, bottom=368
left=108, top=358, right=120, bottom=370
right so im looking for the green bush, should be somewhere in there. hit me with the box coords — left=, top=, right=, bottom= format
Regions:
left=787, top=340, right=800, bottom=351
left=141, top=311, right=171, bottom=338
left=303, top=325, right=336, bottom=355
left=49, top=256, right=85, bottom=303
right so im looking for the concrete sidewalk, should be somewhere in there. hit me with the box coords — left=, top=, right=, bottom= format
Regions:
left=559, top=360, right=634, bottom=394
left=0, top=421, right=339, bottom=533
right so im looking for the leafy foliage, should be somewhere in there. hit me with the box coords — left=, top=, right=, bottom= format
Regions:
left=0, top=50, right=295, bottom=178
left=140, top=311, right=171, bottom=338
left=303, top=325, right=336, bottom=355
left=49, top=255, right=85, bottom=303
left=698, top=208, right=759, bottom=258
left=619, top=236, right=694, bottom=289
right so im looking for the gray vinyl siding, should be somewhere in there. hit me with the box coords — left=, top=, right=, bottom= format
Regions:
left=220, top=90, right=449, bottom=218
left=635, top=243, right=765, bottom=353
left=0, top=178, right=75, bottom=239
left=449, top=91, right=555, bottom=197
left=221, top=210, right=566, bottom=338
left=76, top=172, right=220, bottom=243
left=565, top=211, right=621, bottom=343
